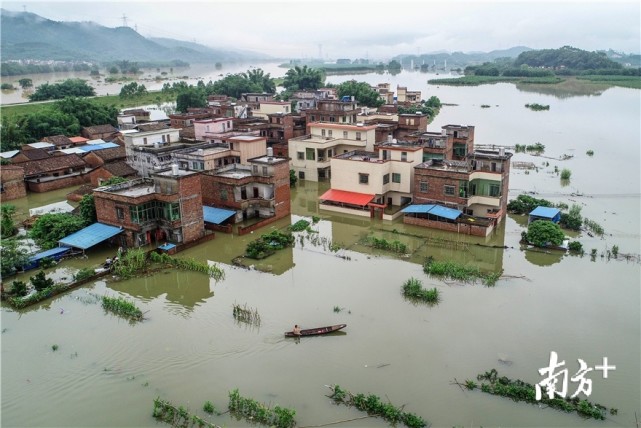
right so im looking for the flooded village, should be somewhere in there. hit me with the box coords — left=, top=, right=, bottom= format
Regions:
left=1, top=20, right=640, bottom=428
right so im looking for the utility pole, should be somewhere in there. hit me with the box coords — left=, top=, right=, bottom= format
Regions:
left=121, top=14, right=128, bottom=27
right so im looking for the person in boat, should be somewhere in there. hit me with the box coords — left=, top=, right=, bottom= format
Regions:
left=292, top=325, right=302, bottom=336
left=103, top=257, right=113, bottom=269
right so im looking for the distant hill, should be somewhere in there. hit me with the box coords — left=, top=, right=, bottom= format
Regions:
left=514, top=46, right=622, bottom=69
left=0, top=9, right=271, bottom=64
left=393, top=46, right=534, bottom=68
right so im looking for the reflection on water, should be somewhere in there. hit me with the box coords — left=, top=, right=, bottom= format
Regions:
left=515, top=78, right=609, bottom=99
left=1, top=67, right=639, bottom=428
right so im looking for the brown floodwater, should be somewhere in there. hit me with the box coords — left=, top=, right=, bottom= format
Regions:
left=1, top=69, right=639, bottom=427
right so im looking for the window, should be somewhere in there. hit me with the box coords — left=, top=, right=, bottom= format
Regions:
left=489, top=184, right=501, bottom=197
left=299, top=171, right=305, bottom=179
left=359, top=173, right=369, bottom=184
left=321, top=129, right=326, bottom=137
left=252, top=165, right=258, bottom=174
left=383, top=174, right=390, bottom=184
left=262, top=166, right=268, bottom=176
left=343, top=131, right=348, bottom=138
left=297, top=152, right=304, bottom=160
left=392, top=173, right=401, bottom=183
left=420, top=181, right=428, bottom=192
left=306, top=148, right=315, bottom=161
left=328, top=130, right=333, bottom=137
left=444, top=185, right=456, bottom=196
left=356, top=132, right=362, bottom=141
left=116, top=207, right=124, bottom=220
left=327, top=149, right=333, bottom=158
left=401, top=152, right=407, bottom=162
left=382, top=150, right=388, bottom=160
left=221, top=189, right=228, bottom=201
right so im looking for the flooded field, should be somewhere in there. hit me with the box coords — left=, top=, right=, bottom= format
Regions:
left=1, top=69, right=640, bottom=427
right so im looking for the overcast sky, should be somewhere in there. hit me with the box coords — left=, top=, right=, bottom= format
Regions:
left=3, top=0, right=640, bottom=59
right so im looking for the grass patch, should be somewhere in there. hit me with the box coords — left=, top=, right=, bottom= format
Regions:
left=101, top=295, right=143, bottom=321
left=577, top=75, right=641, bottom=89
left=245, top=230, right=294, bottom=259
left=149, top=251, right=224, bottom=281
left=328, top=384, right=428, bottom=428
left=288, top=219, right=310, bottom=232
left=232, top=302, right=261, bottom=326
left=401, top=277, right=440, bottom=304
left=525, top=103, right=550, bottom=111
left=428, top=76, right=520, bottom=86
left=423, top=257, right=501, bottom=286
left=228, top=389, right=296, bottom=428
left=152, top=397, right=220, bottom=428
left=367, top=236, right=408, bottom=254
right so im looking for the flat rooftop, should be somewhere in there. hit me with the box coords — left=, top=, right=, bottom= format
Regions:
left=415, top=159, right=469, bottom=172
left=335, top=151, right=384, bottom=163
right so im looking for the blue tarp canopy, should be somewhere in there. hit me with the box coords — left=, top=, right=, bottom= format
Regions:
left=28, top=246, right=72, bottom=262
left=79, top=142, right=119, bottom=152
left=402, top=204, right=462, bottom=220
left=158, top=243, right=176, bottom=251
left=58, top=222, right=123, bottom=250
left=203, top=206, right=236, bottom=225
left=529, top=206, right=561, bottom=219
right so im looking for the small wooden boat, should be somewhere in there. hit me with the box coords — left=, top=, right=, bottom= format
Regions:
left=284, top=324, right=346, bottom=337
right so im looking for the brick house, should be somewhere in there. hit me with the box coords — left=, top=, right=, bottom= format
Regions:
left=200, top=153, right=291, bottom=234
left=303, top=99, right=360, bottom=124
left=172, top=136, right=267, bottom=172
left=42, top=135, right=75, bottom=149
left=407, top=148, right=512, bottom=236
left=83, top=146, right=126, bottom=169
left=168, top=110, right=215, bottom=129
left=93, top=169, right=205, bottom=248
left=0, top=165, right=26, bottom=201
left=21, top=154, right=89, bottom=192
left=81, top=124, right=120, bottom=141
left=10, top=148, right=52, bottom=164
left=89, top=161, right=138, bottom=186
left=252, top=101, right=291, bottom=120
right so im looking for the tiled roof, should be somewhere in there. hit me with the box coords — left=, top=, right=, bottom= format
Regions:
left=43, top=135, right=73, bottom=146
left=92, top=147, right=126, bottom=162
left=69, top=136, right=89, bottom=144
left=82, top=124, right=119, bottom=135
left=103, top=161, right=137, bottom=177
left=22, top=154, right=87, bottom=177
left=137, top=123, right=169, bottom=132
left=12, top=148, right=51, bottom=162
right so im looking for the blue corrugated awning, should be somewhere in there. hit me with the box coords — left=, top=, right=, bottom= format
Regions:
left=428, top=205, right=462, bottom=220
left=203, top=206, right=236, bottom=224
left=529, top=206, right=560, bottom=219
left=28, top=246, right=72, bottom=262
left=402, top=204, right=436, bottom=214
left=402, top=204, right=462, bottom=220
left=58, top=222, right=123, bottom=250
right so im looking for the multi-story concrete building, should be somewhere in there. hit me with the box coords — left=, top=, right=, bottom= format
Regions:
left=303, top=99, right=360, bottom=124
left=93, top=168, right=205, bottom=247
left=406, top=148, right=512, bottom=236
left=172, top=136, right=267, bottom=172
left=251, top=101, right=291, bottom=119
left=288, top=122, right=378, bottom=181
left=319, top=140, right=424, bottom=219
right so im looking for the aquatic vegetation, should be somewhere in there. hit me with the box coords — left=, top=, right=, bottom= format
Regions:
left=52, top=344, right=59, bottom=351
left=202, top=401, right=218, bottom=415
left=525, top=103, right=550, bottom=111
left=73, top=267, right=96, bottom=282
left=568, top=241, right=583, bottom=253
left=101, top=295, right=143, bottom=321
left=401, top=277, right=440, bottom=304
left=232, top=303, right=261, bottom=326
left=367, top=236, right=408, bottom=254
left=560, top=168, right=572, bottom=180
left=245, top=230, right=294, bottom=259
left=423, top=258, right=501, bottom=286
left=228, top=389, right=296, bottom=428
left=327, top=385, right=428, bottom=428
left=611, top=245, right=619, bottom=258
left=112, top=248, right=147, bottom=279
left=152, top=397, right=220, bottom=428
left=288, top=219, right=310, bottom=232
left=149, top=251, right=224, bottom=281
left=458, top=369, right=614, bottom=420
left=586, top=150, right=594, bottom=156
left=583, top=218, right=605, bottom=236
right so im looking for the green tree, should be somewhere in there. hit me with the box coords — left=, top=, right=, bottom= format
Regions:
left=334, top=80, right=384, bottom=107
left=18, top=109, right=81, bottom=142
left=560, top=204, right=582, bottom=231
left=1, top=204, right=17, bottom=238
left=18, top=78, right=33, bottom=88
left=108, top=66, right=119, bottom=74
left=11, top=280, right=28, bottom=297
left=526, top=220, right=565, bottom=247
left=29, top=78, right=96, bottom=101
left=282, top=66, right=325, bottom=91
left=176, top=88, right=207, bottom=112
left=0, top=239, right=29, bottom=278
left=289, top=169, right=298, bottom=187
left=102, top=176, right=128, bottom=186
left=119, top=82, right=148, bottom=99
left=30, top=270, right=54, bottom=291
left=387, top=60, right=402, bottom=71
left=78, top=194, right=96, bottom=226
left=0, top=115, right=30, bottom=151
left=241, top=68, right=276, bottom=93
left=55, top=97, right=118, bottom=127
left=29, top=213, right=86, bottom=250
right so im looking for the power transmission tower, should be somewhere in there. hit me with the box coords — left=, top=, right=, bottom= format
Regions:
left=121, top=14, right=128, bottom=27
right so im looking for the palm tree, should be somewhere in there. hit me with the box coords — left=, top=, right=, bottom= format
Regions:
left=241, top=68, right=276, bottom=93
left=283, top=66, right=325, bottom=91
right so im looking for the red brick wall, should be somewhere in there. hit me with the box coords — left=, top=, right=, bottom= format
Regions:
left=272, top=160, right=291, bottom=221
left=413, top=168, right=468, bottom=207
left=0, top=168, right=26, bottom=201
left=403, top=216, right=492, bottom=236
left=27, top=175, right=88, bottom=193
left=89, top=168, right=115, bottom=187
left=176, top=173, right=205, bottom=244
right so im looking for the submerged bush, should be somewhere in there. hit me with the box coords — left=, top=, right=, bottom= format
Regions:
left=401, top=277, right=440, bottom=304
